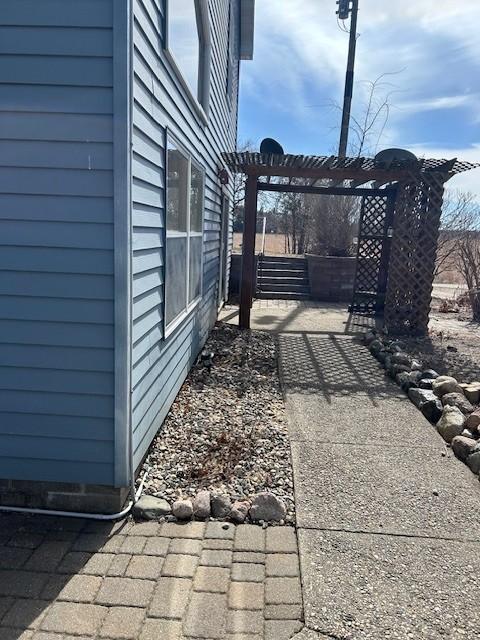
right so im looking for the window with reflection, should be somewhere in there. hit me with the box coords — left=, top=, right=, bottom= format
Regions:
left=167, top=0, right=208, bottom=106
left=165, top=139, right=205, bottom=330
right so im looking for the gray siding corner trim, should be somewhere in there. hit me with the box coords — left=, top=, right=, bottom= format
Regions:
left=240, top=0, right=255, bottom=59
left=113, top=0, right=133, bottom=488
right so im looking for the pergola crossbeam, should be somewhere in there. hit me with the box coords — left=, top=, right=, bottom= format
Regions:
left=258, top=182, right=383, bottom=197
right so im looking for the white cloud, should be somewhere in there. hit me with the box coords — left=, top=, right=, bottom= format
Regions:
left=396, top=95, right=472, bottom=114
left=241, top=1, right=480, bottom=191
left=244, top=0, right=480, bottom=125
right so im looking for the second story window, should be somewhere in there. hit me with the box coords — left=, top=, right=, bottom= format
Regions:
left=167, top=0, right=210, bottom=113
left=226, top=1, right=236, bottom=102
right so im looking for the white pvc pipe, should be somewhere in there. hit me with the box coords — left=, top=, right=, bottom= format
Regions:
left=261, top=216, right=267, bottom=254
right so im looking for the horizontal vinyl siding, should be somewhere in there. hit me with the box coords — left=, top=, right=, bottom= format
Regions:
left=0, top=0, right=115, bottom=485
left=131, top=0, right=239, bottom=469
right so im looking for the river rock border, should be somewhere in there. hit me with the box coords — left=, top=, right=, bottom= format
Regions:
left=364, top=331, right=480, bottom=478
left=132, top=490, right=287, bottom=525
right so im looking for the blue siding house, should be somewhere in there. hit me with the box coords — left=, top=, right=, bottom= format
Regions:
left=0, top=0, right=255, bottom=513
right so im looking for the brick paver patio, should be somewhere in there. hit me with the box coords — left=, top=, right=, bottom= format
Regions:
left=0, top=514, right=303, bottom=640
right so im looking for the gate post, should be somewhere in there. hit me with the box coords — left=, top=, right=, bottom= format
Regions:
left=239, top=174, right=258, bottom=329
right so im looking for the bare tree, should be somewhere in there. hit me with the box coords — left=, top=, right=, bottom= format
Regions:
left=323, top=71, right=402, bottom=157
left=437, top=190, right=480, bottom=320
left=347, top=74, right=396, bottom=157
left=277, top=181, right=310, bottom=254
left=308, top=193, right=360, bottom=256
left=435, top=191, right=478, bottom=280
left=231, top=139, right=255, bottom=232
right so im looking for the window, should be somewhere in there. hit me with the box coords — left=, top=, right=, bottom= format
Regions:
left=167, top=0, right=210, bottom=111
left=165, top=139, right=205, bottom=330
left=226, top=1, right=236, bottom=102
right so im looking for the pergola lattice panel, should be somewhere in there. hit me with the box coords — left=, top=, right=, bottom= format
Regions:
left=384, top=172, right=446, bottom=335
left=351, top=194, right=394, bottom=313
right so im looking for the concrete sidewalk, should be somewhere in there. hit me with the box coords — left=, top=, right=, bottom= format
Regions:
left=267, top=303, right=480, bottom=639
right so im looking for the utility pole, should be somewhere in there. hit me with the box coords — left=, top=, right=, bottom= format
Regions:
left=337, top=0, right=359, bottom=157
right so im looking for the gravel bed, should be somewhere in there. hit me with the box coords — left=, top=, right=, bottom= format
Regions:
left=403, top=311, right=480, bottom=382
left=139, top=322, right=295, bottom=524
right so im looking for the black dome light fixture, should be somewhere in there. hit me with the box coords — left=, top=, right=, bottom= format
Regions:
left=374, top=148, right=419, bottom=169
left=260, top=138, right=284, bottom=155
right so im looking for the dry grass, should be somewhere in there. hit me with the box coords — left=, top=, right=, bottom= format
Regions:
left=233, top=232, right=299, bottom=255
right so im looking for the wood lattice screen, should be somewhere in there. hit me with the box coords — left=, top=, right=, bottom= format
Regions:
left=350, top=193, right=395, bottom=313
left=384, top=172, right=447, bottom=335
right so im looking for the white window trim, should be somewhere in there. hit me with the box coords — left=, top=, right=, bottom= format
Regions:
left=164, top=0, right=211, bottom=125
left=226, top=1, right=235, bottom=106
left=165, top=139, right=205, bottom=339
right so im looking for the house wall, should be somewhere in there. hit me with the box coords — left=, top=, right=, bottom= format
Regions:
left=0, top=1, right=117, bottom=487
left=131, top=0, right=239, bottom=469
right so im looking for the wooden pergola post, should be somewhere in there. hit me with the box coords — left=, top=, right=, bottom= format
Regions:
left=239, top=173, right=258, bottom=329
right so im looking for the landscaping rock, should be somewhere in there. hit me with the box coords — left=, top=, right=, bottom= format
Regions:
left=463, top=383, right=480, bottom=405
left=369, top=339, right=383, bottom=355
left=396, top=372, right=411, bottom=391
left=422, top=400, right=444, bottom=424
left=410, top=359, right=423, bottom=371
left=408, top=371, right=423, bottom=386
left=211, top=494, right=232, bottom=519
left=436, top=406, right=466, bottom=443
left=432, top=376, right=463, bottom=397
left=466, top=409, right=480, bottom=431
left=408, top=388, right=436, bottom=409
left=363, top=331, right=376, bottom=346
left=389, top=340, right=406, bottom=352
left=229, top=500, right=250, bottom=523
left=391, top=363, right=411, bottom=377
left=132, top=495, right=171, bottom=520
left=442, top=392, right=474, bottom=415
left=172, top=498, right=193, bottom=520
left=391, top=352, right=412, bottom=367
left=193, top=490, right=211, bottom=519
left=461, top=428, right=475, bottom=439
left=408, top=388, right=443, bottom=423
left=376, top=350, right=388, bottom=364
left=466, top=445, right=480, bottom=474
left=422, top=369, right=439, bottom=380
left=418, top=378, right=434, bottom=390
left=249, top=492, right=286, bottom=522
left=451, top=436, right=477, bottom=462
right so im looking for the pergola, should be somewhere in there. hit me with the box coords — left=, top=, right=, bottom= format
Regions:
left=222, top=152, right=479, bottom=335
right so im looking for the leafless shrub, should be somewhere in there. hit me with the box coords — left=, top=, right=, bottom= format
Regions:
left=438, top=190, right=480, bottom=320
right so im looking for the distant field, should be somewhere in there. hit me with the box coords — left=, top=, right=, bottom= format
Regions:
left=233, top=232, right=298, bottom=255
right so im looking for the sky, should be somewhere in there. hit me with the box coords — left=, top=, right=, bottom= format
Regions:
left=238, top=0, right=480, bottom=198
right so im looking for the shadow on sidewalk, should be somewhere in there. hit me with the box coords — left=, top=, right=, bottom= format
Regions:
left=0, top=512, right=131, bottom=636
left=279, top=333, right=401, bottom=406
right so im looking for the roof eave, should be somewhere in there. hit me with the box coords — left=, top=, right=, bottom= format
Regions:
left=240, top=0, right=255, bottom=60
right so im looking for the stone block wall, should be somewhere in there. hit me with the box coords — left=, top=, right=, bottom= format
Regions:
left=307, top=255, right=356, bottom=302
left=0, top=479, right=129, bottom=514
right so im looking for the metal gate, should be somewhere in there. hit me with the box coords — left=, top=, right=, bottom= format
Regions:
left=350, top=191, right=396, bottom=314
